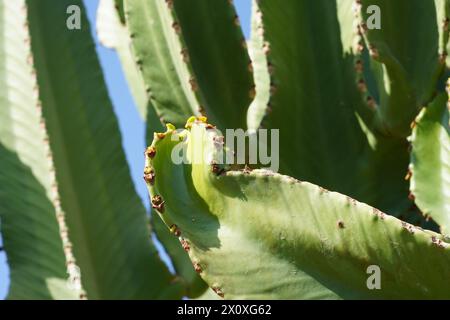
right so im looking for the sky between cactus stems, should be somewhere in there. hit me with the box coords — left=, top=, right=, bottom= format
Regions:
left=0, top=0, right=252, bottom=299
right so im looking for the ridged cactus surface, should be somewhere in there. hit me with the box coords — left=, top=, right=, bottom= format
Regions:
left=144, top=120, right=450, bottom=299
left=0, top=0, right=449, bottom=300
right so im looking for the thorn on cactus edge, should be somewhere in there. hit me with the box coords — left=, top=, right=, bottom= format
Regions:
left=145, top=146, right=156, bottom=159
left=180, top=239, right=190, bottom=252
left=181, top=48, right=189, bottom=63
left=431, top=236, right=446, bottom=249
left=355, top=59, right=363, bottom=73
left=404, top=170, right=412, bottom=181
left=156, top=132, right=166, bottom=140
left=368, top=45, right=379, bottom=59
left=193, top=262, right=202, bottom=273
left=366, top=96, right=376, bottom=109
left=211, top=161, right=225, bottom=176
left=408, top=192, right=415, bottom=201
left=172, top=22, right=181, bottom=34
left=439, top=52, right=448, bottom=64
left=151, top=195, right=165, bottom=213
left=144, top=166, right=155, bottom=185
left=189, top=78, right=199, bottom=92
left=249, top=86, right=256, bottom=99
left=233, top=15, right=240, bottom=27
left=212, top=286, right=224, bottom=298
left=443, top=17, right=449, bottom=31
left=170, top=224, right=181, bottom=237
left=165, top=0, right=173, bottom=9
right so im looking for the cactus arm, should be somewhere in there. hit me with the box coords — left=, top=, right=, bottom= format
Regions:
left=145, top=121, right=450, bottom=299
left=246, top=0, right=270, bottom=132
left=358, top=0, right=450, bottom=137
left=256, top=0, right=368, bottom=184
left=0, top=0, right=80, bottom=299
left=124, top=0, right=200, bottom=127
left=20, top=0, right=183, bottom=299
left=170, top=0, right=254, bottom=130
left=145, top=109, right=207, bottom=299
left=253, top=0, right=412, bottom=217
left=410, top=92, right=450, bottom=234
left=97, top=0, right=148, bottom=119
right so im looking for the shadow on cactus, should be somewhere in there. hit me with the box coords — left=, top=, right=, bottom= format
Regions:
left=0, top=0, right=449, bottom=300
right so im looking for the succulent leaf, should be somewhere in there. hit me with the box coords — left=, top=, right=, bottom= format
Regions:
left=145, top=121, right=450, bottom=299
left=410, top=92, right=450, bottom=234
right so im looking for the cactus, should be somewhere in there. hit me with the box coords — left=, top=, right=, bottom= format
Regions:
left=0, top=0, right=449, bottom=300
left=144, top=120, right=450, bottom=299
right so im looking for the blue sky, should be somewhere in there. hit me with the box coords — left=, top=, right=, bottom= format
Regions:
left=0, top=0, right=251, bottom=299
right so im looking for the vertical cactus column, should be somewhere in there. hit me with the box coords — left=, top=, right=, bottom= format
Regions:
left=0, top=0, right=183, bottom=299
